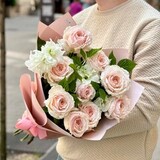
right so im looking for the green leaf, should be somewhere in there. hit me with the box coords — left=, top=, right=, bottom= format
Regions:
left=91, top=81, right=100, bottom=91
left=69, top=79, right=76, bottom=93
left=67, top=73, right=77, bottom=92
left=69, top=64, right=82, bottom=80
left=86, top=48, right=102, bottom=58
left=118, top=59, right=136, bottom=73
left=68, top=73, right=76, bottom=84
left=80, top=49, right=87, bottom=60
left=75, top=72, right=82, bottom=80
left=71, top=55, right=84, bottom=67
left=94, top=91, right=100, bottom=99
left=109, top=51, right=117, bottom=65
left=58, top=77, right=69, bottom=91
left=71, top=94, right=80, bottom=107
left=69, top=64, right=77, bottom=71
left=98, top=88, right=107, bottom=101
left=37, top=37, right=46, bottom=50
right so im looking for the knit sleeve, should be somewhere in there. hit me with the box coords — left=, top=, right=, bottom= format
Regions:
left=103, top=19, right=160, bottom=138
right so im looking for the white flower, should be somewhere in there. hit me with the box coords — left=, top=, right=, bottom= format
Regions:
left=78, top=64, right=100, bottom=83
left=25, top=40, right=64, bottom=76
left=94, top=97, right=109, bottom=112
left=25, top=50, right=49, bottom=75
left=41, top=40, right=64, bottom=60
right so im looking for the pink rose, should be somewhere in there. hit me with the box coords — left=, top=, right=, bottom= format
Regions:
left=64, top=110, right=89, bottom=137
left=79, top=102, right=101, bottom=129
left=61, top=25, right=92, bottom=53
left=101, top=65, right=131, bottom=96
left=45, top=84, right=75, bottom=119
left=105, top=96, right=131, bottom=122
left=88, top=50, right=110, bottom=72
left=76, top=82, right=95, bottom=102
left=44, top=56, right=73, bottom=84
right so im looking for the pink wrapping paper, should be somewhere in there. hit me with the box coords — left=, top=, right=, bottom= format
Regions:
left=20, top=74, right=71, bottom=139
left=38, top=12, right=76, bottom=41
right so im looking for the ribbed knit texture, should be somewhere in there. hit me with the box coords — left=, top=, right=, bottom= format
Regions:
left=56, top=0, right=160, bottom=159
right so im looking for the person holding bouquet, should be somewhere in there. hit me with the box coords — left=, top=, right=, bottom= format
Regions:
left=56, top=0, right=160, bottom=160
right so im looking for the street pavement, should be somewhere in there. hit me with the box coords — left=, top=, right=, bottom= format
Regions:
left=6, top=14, right=160, bottom=160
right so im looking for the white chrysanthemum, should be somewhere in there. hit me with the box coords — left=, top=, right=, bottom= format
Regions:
left=41, top=40, right=64, bottom=59
left=25, top=50, right=50, bottom=75
left=78, top=64, right=100, bottom=83
left=25, top=40, right=64, bottom=76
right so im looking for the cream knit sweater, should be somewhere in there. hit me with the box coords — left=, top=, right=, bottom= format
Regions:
left=56, top=0, right=160, bottom=159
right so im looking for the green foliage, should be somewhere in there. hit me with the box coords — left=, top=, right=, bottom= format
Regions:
left=91, top=81, right=100, bottom=91
left=71, top=94, right=80, bottom=107
left=86, top=48, right=102, bottom=58
left=98, top=88, right=107, bottom=101
left=58, top=77, right=69, bottom=92
left=69, top=53, right=84, bottom=67
left=118, top=59, right=136, bottom=73
left=37, top=37, right=46, bottom=50
left=68, top=72, right=77, bottom=92
left=108, top=51, right=136, bottom=73
left=69, top=64, right=82, bottom=80
left=109, top=51, right=116, bottom=65
left=79, top=48, right=102, bottom=61
left=69, top=63, right=77, bottom=70
left=80, top=49, right=87, bottom=60
left=58, top=70, right=80, bottom=93
left=91, top=81, right=108, bottom=101
left=68, top=72, right=76, bottom=84
left=69, top=79, right=76, bottom=93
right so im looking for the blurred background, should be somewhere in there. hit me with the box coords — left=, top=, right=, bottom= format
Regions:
left=0, top=0, right=160, bottom=160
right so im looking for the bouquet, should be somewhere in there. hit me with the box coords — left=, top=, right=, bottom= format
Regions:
left=14, top=13, right=144, bottom=143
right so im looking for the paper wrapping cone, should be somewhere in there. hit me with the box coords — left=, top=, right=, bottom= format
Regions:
left=38, top=12, right=76, bottom=41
